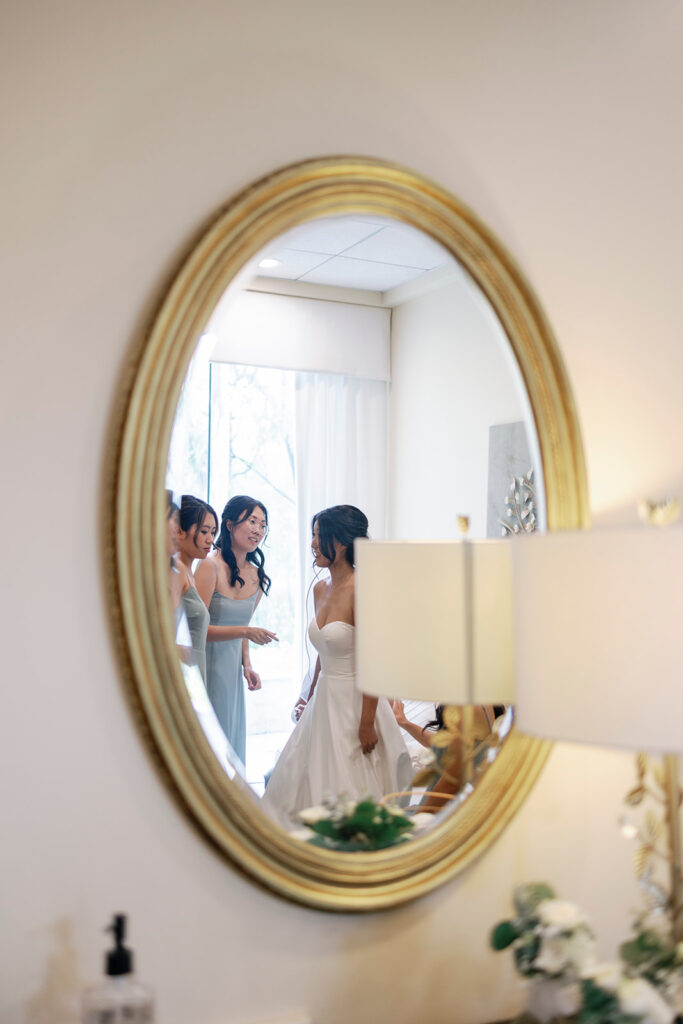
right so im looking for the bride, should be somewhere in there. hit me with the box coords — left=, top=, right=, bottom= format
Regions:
left=262, top=505, right=412, bottom=830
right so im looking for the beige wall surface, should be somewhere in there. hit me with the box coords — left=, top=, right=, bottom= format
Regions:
left=389, top=274, right=527, bottom=539
left=2, top=3, right=682, bottom=1022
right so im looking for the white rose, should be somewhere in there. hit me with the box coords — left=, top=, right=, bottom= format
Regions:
left=411, top=812, right=438, bottom=830
left=533, top=931, right=595, bottom=977
left=288, top=827, right=315, bottom=841
left=299, top=804, right=330, bottom=824
left=537, top=899, right=588, bottom=935
left=582, top=962, right=622, bottom=992
left=617, top=977, right=675, bottom=1024
left=562, top=929, right=596, bottom=973
left=534, top=936, right=571, bottom=975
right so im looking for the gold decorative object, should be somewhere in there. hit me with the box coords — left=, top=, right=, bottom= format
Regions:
left=623, top=752, right=683, bottom=941
left=411, top=705, right=501, bottom=795
left=637, top=497, right=680, bottom=528
left=622, top=501, right=683, bottom=940
left=105, top=156, right=588, bottom=910
left=457, top=514, right=471, bottom=535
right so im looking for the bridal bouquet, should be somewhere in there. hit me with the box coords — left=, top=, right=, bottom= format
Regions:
left=297, top=795, right=414, bottom=851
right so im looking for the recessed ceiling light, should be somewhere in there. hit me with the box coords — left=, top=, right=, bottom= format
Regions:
left=258, top=258, right=281, bottom=269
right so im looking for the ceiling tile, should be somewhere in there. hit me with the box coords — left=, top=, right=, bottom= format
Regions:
left=344, top=224, right=450, bottom=269
left=269, top=217, right=384, bottom=256
left=255, top=248, right=332, bottom=279
left=301, top=256, right=428, bottom=291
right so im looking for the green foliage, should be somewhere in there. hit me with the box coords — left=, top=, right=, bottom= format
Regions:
left=577, top=980, right=642, bottom=1024
left=514, top=883, right=557, bottom=917
left=306, top=799, right=414, bottom=852
left=619, top=923, right=683, bottom=992
left=514, top=932, right=542, bottom=977
left=490, top=883, right=556, bottom=969
left=490, top=920, right=520, bottom=950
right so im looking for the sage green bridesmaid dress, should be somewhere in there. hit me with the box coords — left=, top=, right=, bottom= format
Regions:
left=180, top=584, right=210, bottom=682
left=205, top=589, right=261, bottom=766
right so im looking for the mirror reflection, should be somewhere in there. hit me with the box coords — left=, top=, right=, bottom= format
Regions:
left=165, top=214, right=543, bottom=836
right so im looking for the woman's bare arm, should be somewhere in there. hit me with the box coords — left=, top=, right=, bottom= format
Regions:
left=359, top=695, right=378, bottom=754
left=196, top=563, right=276, bottom=643
left=391, top=701, right=435, bottom=748
left=292, top=656, right=321, bottom=721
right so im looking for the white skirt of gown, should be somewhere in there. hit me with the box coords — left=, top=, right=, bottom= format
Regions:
left=262, top=619, right=413, bottom=830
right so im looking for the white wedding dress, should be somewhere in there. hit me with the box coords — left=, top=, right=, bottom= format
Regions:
left=261, top=618, right=413, bottom=830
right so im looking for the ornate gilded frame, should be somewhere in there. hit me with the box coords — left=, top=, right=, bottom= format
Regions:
left=106, top=156, right=588, bottom=911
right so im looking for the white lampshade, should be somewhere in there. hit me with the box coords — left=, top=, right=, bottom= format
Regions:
left=511, top=529, right=683, bottom=753
left=354, top=539, right=515, bottom=704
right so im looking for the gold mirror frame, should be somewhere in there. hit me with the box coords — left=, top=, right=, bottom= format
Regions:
left=106, top=156, right=588, bottom=911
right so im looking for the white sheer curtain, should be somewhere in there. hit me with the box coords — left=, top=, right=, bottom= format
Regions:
left=294, top=371, right=388, bottom=693
left=206, top=288, right=392, bottom=699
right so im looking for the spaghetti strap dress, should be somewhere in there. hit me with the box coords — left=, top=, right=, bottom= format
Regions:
left=262, top=618, right=413, bottom=830
left=205, top=588, right=261, bottom=766
left=181, top=584, right=210, bottom=683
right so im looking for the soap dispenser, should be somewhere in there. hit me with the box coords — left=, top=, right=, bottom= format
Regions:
left=82, top=914, right=154, bottom=1023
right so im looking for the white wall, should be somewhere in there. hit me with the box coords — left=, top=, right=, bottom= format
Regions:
left=3, top=2, right=682, bottom=1022
left=389, top=272, right=528, bottom=538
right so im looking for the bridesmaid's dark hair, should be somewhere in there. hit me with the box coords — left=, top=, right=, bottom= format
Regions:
left=179, top=494, right=218, bottom=542
left=424, top=705, right=445, bottom=733
left=216, top=495, right=271, bottom=594
left=312, top=504, right=369, bottom=568
left=166, top=489, right=179, bottom=519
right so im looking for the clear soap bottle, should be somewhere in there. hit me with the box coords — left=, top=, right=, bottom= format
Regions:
left=82, top=915, right=154, bottom=1024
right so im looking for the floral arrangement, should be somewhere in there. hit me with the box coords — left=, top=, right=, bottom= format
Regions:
left=491, top=884, right=675, bottom=1024
left=619, top=916, right=683, bottom=1016
left=297, top=795, right=415, bottom=851
left=580, top=965, right=674, bottom=1024
left=491, top=884, right=595, bottom=983
left=615, top=753, right=683, bottom=1015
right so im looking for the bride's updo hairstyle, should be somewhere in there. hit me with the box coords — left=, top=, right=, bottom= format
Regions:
left=216, top=495, right=271, bottom=594
left=312, top=504, right=369, bottom=568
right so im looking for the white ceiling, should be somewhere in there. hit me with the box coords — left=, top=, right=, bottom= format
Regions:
left=252, top=216, right=454, bottom=293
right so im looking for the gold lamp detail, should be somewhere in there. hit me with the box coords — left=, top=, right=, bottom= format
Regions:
left=511, top=501, right=683, bottom=939
left=355, top=497, right=683, bottom=938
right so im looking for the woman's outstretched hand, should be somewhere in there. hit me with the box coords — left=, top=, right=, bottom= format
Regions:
left=391, top=699, right=408, bottom=728
left=359, top=720, right=378, bottom=755
left=291, top=697, right=307, bottom=723
left=244, top=667, right=262, bottom=691
left=247, top=627, right=278, bottom=646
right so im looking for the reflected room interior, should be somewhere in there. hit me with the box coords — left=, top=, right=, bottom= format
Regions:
left=165, top=213, right=544, bottom=827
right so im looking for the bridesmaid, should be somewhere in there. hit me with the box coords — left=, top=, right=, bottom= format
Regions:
left=195, top=495, right=278, bottom=765
left=174, top=495, right=218, bottom=682
left=166, top=492, right=184, bottom=622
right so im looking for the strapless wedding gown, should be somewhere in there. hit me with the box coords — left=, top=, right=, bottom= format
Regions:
left=262, top=618, right=413, bottom=830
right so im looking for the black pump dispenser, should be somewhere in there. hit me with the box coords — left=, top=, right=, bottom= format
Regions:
left=105, top=915, right=134, bottom=977
left=82, top=914, right=153, bottom=1022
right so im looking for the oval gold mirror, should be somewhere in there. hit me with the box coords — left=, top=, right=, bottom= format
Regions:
left=107, top=156, right=587, bottom=910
